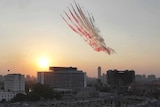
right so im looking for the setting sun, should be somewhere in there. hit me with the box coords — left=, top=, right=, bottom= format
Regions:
left=38, top=57, right=49, bottom=68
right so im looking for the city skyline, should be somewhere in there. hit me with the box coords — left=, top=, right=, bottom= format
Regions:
left=0, top=0, right=160, bottom=77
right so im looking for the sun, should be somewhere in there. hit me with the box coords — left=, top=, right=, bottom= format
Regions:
left=38, top=57, right=49, bottom=68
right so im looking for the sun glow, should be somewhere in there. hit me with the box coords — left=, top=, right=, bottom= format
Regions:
left=38, top=57, right=49, bottom=68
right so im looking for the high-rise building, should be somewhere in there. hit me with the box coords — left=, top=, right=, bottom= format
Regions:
left=98, top=66, right=101, bottom=79
left=0, top=74, right=25, bottom=101
left=107, top=69, right=135, bottom=87
left=4, top=74, right=25, bottom=92
left=37, top=67, right=87, bottom=90
left=101, top=73, right=107, bottom=84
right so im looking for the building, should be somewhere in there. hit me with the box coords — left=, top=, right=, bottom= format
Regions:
left=101, top=73, right=107, bottom=84
left=135, top=74, right=156, bottom=82
left=4, top=74, right=25, bottom=92
left=147, top=74, right=156, bottom=81
left=37, top=67, right=87, bottom=91
left=107, top=69, right=135, bottom=87
left=98, top=66, right=101, bottom=79
left=130, top=81, right=160, bottom=98
left=0, top=74, right=25, bottom=102
left=0, top=75, right=4, bottom=82
left=0, top=91, right=16, bottom=102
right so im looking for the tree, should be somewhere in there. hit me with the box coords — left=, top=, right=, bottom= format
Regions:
left=31, top=83, right=55, bottom=100
left=11, top=93, right=26, bottom=102
left=27, top=93, right=40, bottom=101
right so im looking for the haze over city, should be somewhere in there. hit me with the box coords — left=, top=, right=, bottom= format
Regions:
left=0, top=0, right=160, bottom=77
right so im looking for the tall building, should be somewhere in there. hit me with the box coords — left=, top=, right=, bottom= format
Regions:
left=4, top=74, right=25, bottom=92
left=0, top=74, right=25, bottom=101
left=107, top=69, right=135, bottom=87
left=101, top=73, right=107, bottom=84
left=98, top=66, right=101, bottom=79
left=37, top=67, right=87, bottom=90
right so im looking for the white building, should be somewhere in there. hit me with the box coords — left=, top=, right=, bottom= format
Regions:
left=4, top=74, right=25, bottom=92
left=0, top=91, right=16, bottom=102
left=0, top=74, right=25, bottom=101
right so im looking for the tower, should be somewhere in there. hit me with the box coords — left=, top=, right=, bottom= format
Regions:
left=98, top=66, right=101, bottom=79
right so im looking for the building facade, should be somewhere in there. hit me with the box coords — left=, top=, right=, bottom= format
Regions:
left=0, top=91, right=16, bottom=102
left=4, top=74, right=25, bottom=92
left=107, top=69, right=135, bottom=87
left=37, top=67, right=87, bottom=90
left=0, top=74, right=25, bottom=101
left=98, top=66, right=101, bottom=79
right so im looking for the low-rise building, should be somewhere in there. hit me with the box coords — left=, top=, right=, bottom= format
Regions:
left=0, top=91, right=16, bottom=102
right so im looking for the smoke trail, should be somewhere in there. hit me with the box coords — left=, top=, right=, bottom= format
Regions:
left=61, top=2, right=115, bottom=55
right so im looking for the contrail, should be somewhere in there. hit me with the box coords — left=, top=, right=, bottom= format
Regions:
left=61, top=1, right=115, bottom=55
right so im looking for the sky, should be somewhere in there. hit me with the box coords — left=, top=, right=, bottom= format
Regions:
left=0, top=0, right=160, bottom=77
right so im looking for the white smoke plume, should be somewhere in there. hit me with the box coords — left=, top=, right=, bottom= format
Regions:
left=61, top=1, right=115, bottom=55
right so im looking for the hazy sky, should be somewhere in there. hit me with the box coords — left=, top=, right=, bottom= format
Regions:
left=0, top=0, right=160, bottom=77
